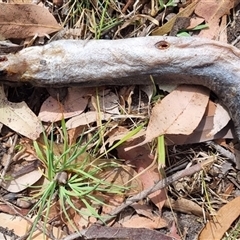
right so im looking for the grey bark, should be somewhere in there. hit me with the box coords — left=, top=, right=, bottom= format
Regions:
left=0, top=36, right=240, bottom=140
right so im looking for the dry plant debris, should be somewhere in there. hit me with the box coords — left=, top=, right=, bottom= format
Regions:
left=0, top=0, right=240, bottom=239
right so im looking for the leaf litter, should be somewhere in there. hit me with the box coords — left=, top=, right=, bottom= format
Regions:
left=0, top=0, right=239, bottom=239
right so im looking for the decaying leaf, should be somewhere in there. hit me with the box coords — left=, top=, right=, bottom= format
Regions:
left=0, top=3, right=62, bottom=39
left=0, top=86, right=42, bottom=140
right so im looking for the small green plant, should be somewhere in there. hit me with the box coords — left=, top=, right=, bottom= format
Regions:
left=158, top=0, right=178, bottom=9
left=177, top=24, right=209, bottom=37
left=28, top=119, right=127, bottom=238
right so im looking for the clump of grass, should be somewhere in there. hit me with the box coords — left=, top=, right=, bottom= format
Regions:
left=62, top=0, right=123, bottom=39
left=28, top=119, right=127, bottom=238
left=224, top=218, right=240, bottom=239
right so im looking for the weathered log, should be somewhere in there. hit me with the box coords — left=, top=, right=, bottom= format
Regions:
left=0, top=36, right=240, bottom=140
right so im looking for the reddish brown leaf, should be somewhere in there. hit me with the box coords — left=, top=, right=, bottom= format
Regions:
left=195, top=0, right=235, bottom=39
left=117, top=140, right=166, bottom=211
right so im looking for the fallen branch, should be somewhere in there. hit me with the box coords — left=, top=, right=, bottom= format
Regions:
left=1, top=37, right=240, bottom=140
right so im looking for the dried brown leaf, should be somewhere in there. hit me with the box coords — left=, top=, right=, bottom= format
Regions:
left=121, top=215, right=167, bottom=229
left=0, top=86, right=42, bottom=140
left=117, top=140, right=166, bottom=210
left=142, top=85, right=209, bottom=145
left=0, top=213, right=65, bottom=239
left=165, top=197, right=204, bottom=216
left=39, top=88, right=91, bottom=122
left=131, top=203, right=157, bottom=220
left=96, top=160, right=143, bottom=196
left=187, top=16, right=205, bottom=29
left=0, top=3, right=62, bottom=39
left=195, top=0, right=235, bottom=39
left=2, top=169, right=42, bottom=193
left=199, top=196, right=240, bottom=240
left=207, top=102, right=230, bottom=137
left=66, top=111, right=111, bottom=129
left=165, top=101, right=234, bottom=145
left=195, top=0, right=234, bottom=22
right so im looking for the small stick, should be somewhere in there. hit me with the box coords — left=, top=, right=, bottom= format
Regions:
left=63, top=158, right=213, bottom=240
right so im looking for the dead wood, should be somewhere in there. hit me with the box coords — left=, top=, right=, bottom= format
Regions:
left=0, top=36, right=240, bottom=139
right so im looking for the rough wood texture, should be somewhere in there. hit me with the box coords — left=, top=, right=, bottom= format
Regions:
left=0, top=36, right=240, bottom=139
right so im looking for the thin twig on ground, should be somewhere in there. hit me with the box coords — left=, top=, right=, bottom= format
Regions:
left=0, top=134, right=18, bottom=186
left=207, top=141, right=236, bottom=164
left=63, top=158, right=214, bottom=240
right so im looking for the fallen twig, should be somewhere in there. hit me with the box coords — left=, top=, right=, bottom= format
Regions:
left=63, top=158, right=213, bottom=240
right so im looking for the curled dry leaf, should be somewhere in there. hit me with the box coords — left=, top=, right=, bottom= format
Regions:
left=0, top=3, right=62, bottom=39
left=0, top=86, right=42, bottom=140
